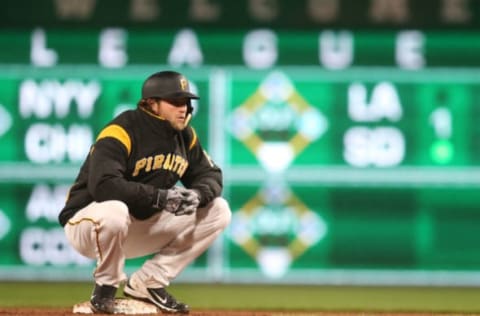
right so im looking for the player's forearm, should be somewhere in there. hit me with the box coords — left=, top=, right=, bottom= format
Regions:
left=184, top=173, right=223, bottom=207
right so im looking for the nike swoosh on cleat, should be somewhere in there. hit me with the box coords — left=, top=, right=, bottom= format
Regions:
left=150, top=290, right=168, bottom=305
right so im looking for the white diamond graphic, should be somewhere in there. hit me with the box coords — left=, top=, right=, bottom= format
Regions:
left=297, top=108, right=329, bottom=140
left=0, top=104, right=13, bottom=138
left=257, top=247, right=291, bottom=278
left=259, top=71, right=294, bottom=102
left=0, top=210, right=11, bottom=240
left=257, top=142, right=294, bottom=173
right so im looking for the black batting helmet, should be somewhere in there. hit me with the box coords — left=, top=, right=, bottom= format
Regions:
left=141, top=71, right=199, bottom=100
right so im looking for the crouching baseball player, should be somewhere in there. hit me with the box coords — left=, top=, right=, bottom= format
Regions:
left=58, top=70, right=231, bottom=314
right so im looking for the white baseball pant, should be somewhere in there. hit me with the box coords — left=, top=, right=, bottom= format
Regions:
left=64, top=197, right=231, bottom=288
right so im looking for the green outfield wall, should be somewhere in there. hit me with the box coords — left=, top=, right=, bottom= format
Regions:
left=1, top=1, right=480, bottom=286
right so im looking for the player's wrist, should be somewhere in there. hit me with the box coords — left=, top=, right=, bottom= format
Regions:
left=152, top=189, right=167, bottom=210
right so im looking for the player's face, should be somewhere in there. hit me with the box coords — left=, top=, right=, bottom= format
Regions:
left=157, top=98, right=189, bottom=131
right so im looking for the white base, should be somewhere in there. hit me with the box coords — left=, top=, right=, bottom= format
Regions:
left=73, top=298, right=158, bottom=314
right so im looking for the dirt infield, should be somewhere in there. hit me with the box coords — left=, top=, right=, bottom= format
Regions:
left=0, top=308, right=475, bottom=316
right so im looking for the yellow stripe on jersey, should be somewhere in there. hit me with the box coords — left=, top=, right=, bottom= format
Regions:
left=189, top=127, right=197, bottom=150
left=96, top=124, right=132, bottom=156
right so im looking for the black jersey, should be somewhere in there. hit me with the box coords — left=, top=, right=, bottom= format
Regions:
left=58, top=107, right=222, bottom=226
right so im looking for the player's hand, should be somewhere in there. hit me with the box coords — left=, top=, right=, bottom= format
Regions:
left=153, top=188, right=183, bottom=214
left=175, top=188, right=201, bottom=216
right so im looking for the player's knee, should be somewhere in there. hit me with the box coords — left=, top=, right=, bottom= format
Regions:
left=100, top=200, right=130, bottom=233
left=212, top=197, right=232, bottom=230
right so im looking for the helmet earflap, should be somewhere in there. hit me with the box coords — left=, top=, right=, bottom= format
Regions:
left=187, top=100, right=193, bottom=115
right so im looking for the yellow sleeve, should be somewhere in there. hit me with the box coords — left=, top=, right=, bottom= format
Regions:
left=96, top=124, right=132, bottom=156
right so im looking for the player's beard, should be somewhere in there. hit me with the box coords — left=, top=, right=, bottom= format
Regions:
left=169, top=119, right=187, bottom=131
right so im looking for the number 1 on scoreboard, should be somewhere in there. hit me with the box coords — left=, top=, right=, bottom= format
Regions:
left=429, top=107, right=453, bottom=164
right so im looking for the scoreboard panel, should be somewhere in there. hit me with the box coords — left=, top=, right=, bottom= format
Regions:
left=1, top=29, right=480, bottom=67
left=0, top=28, right=480, bottom=285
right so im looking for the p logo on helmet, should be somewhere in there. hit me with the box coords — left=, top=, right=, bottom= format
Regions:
left=179, top=77, right=188, bottom=91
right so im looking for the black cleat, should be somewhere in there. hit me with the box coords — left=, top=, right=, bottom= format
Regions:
left=124, top=279, right=189, bottom=314
left=90, top=283, right=117, bottom=314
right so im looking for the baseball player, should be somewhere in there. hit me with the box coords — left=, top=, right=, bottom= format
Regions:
left=58, top=70, right=231, bottom=314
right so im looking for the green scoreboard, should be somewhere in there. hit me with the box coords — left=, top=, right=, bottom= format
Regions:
left=1, top=23, right=480, bottom=285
